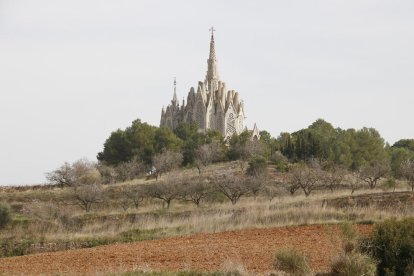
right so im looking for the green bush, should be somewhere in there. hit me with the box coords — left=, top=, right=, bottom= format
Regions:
left=330, top=253, right=376, bottom=276
left=0, top=203, right=11, bottom=229
left=246, top=155, right=268, bottom=177
left=0, top=237, right=35, bottom=257
left=274, top=249, right=311, bottom=275
left=362, top=218, right=414, bottom=276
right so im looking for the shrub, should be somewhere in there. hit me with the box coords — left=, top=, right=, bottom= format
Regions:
left=330, top=253, right=376, bottom=276
left=274, top=249, right=311, bottom=275
left=362, top=218, right=414, bottom=276
left=0, top=203, right=11, bottom=229
left=246, top=155, right=268, bottom=177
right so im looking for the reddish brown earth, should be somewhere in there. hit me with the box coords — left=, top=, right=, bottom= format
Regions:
left=0, top=224, right=372, bottom=275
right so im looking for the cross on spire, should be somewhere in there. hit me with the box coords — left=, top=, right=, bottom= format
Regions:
left=209, top=26, right=216, bottom=37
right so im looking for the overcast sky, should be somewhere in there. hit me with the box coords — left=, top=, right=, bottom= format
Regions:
left=0, top=1, right=413, bottom=185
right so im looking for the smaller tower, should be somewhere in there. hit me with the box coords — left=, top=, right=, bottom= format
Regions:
left=172, top=77, right=178, bottom=105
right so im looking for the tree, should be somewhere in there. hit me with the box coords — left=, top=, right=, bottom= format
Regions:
left=97, top=119, right=156, bottom=165
left=97, top=163, right=117, bottom=184
left=154, top=127, right=182, bottom=153
left=228, top=131, right=265, bottom=171
left=120, top=185, right=146, bottom=210
left=359, top=161, right=390, bottom=189
left=401, top=160, right=414, bottom=191
left=45, top=162, right=75, bottom=188
left=46, top=159, right=98, bottom=188
left=245, top=156, right=268, bottom=199
left=245, top=174, right=267, bottom=200
left=152, top=149, right=183, bottom=179
left=145, top=172, right=181, bottom=208
left=392, top=139, right=414, bottom=152
left=114, top=158, right=145, bottom=182
left=194, top=141, right=222, bottom=174
left=73, top=183, right=103, bottom=212
left=246, top=155, right=268, bottom=178
left=271, top=151, right=289, bottom=172
left=173, top=122, right=206, bottom=165
left=259, top=130, right=280, bottom=160
left=390, top=148, right=413, bottom=178
left=322, top=164, right=347, bottom=192
left=289, top=162, right=321, bottom=197
left=213, top=172, right=248, bottom=205
left=346, top=172, right=364, bottom=194
left=263, top=180, right=284, bottom=202
left=351, top=127, right=388, bottom=170
left=179, top=177, right=211, bottom=207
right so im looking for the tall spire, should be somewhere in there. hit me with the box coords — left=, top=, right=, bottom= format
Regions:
left=172, top=77, right=178, bottom=105
left=205, top=26, right=219, bottom=92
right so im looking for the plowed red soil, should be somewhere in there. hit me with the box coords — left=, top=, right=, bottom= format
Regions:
left=0, top=224, right=372, bottom=275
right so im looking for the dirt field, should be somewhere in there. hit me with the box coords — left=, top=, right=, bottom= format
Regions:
left=0, top=224, right=372, bottom=275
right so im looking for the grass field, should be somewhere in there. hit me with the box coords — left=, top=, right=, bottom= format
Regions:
left=1, top=162, right=413, bottom=260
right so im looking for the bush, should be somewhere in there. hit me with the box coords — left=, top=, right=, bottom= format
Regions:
left=330, top=253, right=376, bottom=276
left=362, top=218, right=414, bottom=276
left=246, top=155, right=268, bottom=177
left=274, top=249, right=311, bottom=275
left=0, top=203, right=11, bottom=229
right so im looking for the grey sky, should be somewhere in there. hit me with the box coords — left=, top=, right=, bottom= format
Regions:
left=0, top=0, right=413, bottom=185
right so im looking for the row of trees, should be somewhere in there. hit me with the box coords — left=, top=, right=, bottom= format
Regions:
left=46, top=155, right=414, bottom=212
left=95, top=118, right=414, bottom=182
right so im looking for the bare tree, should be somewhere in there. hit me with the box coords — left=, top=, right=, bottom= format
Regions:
left=97, top=163, right=117, bottom=184
left=115, top=159, right=145, bottom=182
left=46, top=158, right=99, bottom=188
left=46, top=162, right=74, bottom=188
left=179, top=177, right=211, bottom=207
left=213, top=172, right=248, bottom=205
left=119, top=185, right=146, bottom=211
left=289, top=163, right=321, bottom=197
left=194, top=141, right=222, bottom=174
left=73, top=183, right=103, bottom=212
left=401, top=159, right=414, bottom=191
left=245, top=175, right=267, bottom=200
left=322, top=165, right=347, bottom=192
left=346, top=173, right=364, bottom=194
left=263, top=180, right=284, bottom=202
left=152, top=149, right=183, bottom=179
left=145, top=172, right=181, bottom=208
left=126, top=185, right=146, bottom=208
left=359, top=162, right=390, bottom=189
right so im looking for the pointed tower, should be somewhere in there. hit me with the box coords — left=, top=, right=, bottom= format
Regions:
left=171, top=77, right=178, bottom=106
left=205, top=27, right=220, bottom=93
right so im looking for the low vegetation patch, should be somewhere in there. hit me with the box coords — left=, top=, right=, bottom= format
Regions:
left=330, top=253, right=376, bottom=276
left=362, top=217, right=414, bottom=276
left=274, top=249, right=311, bottom=275
left=0, top=203, right=11, bottom=229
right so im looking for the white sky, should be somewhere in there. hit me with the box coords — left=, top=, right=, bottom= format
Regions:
left=0, top=0, right=413, bottom=185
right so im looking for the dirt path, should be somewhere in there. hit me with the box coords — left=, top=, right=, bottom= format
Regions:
left=0, top=224, right=372, bottom=275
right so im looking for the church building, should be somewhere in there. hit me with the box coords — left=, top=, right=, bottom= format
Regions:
left=160, top=29, right=259, bottom=140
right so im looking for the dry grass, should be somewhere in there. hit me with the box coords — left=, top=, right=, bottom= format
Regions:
left=1, top=162, right=414, bottom=257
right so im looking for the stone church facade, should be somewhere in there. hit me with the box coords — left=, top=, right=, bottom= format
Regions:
left=160, top=30, right=258, bottom=140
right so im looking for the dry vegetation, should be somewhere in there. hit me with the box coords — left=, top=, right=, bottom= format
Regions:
left=1, top=161, right=414, bottom=261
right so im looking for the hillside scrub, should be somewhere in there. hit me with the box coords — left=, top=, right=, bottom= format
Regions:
left=0, top=203, right=11, bottom=229
left=362, top=218, right=414, bottom=276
